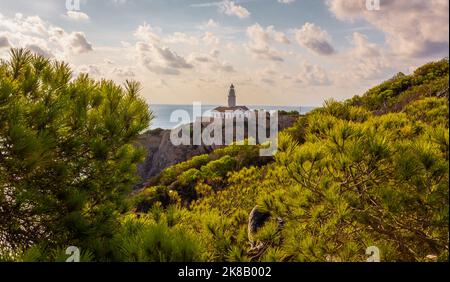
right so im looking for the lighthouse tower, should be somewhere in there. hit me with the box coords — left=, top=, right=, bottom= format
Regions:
left=212, top=84, right=249, bottom=119
left=228, top=84, right=236, bottom=107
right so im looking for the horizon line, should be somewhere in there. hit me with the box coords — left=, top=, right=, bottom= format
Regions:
left=148, top=103, right=319, bottom=108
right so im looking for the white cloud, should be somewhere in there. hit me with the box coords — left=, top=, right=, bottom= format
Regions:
left=295, top=62, right=332, bottom=86
left=77, top=64, right=102, bottom=77
left=68, top=32, right=93, bottom=54
left=155, top=46, right=193, bottom=69
left=112, top=66, right=136, bottom=77
left=246, top=45, right=284, bottom=61
left=25, top=43, right=52, bottom=57
left=188, top=51, right=235, bottom=73
left=202, top=31, right=220, bottom=45
left=247, top=23, right=290, bottom=45
left=295, top=22, right=335, bottom=55
left=245, top=23, right=288, bottom=62
left=219, top=1, right=250, bottom=19
left=225, top=42, right=239, bottom=52
left=270, top=28, right=291, bottom=44
left=65, top=11, right=90, bottom=22
left=0, top=13, right=47, bottom=36
left=134, top=24, right=194, bottom=75
left=342, top=32, right=391, bottom=81
left=165, top=32, right=199, bottom=45
left=327, top=0, right=449, bottom=57
left=256, top=68, right=278, bottom=85
left=278, top=0, right=295, bottom=4
left=0, top=13, right=93, bottom=58
left=210, top=49, right=220, bottom=58
left=134, top=22, right=161, bottom=43
left=350, top=32, right=380, bottom=58
left=199, top=19, right=219, bottom=29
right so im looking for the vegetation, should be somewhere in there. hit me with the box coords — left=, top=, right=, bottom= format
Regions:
left=347, top=58, right=449, bottom=114
left=134, top=142, right=271, bottom=210
left=278, top=110, right=300, bottom=116
left=0, top=49, right=151, bottom=260
left=0, top=49, right=448, bottom=262
left=132, top=58, right=449, bottom=262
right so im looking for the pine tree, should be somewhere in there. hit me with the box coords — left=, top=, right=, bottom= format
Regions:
left=0, top=49, right=152, bottom=257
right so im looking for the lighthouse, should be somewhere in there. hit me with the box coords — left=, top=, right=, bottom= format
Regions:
left=228, top=84, right=236, bottom=107
left=212, top=84, right=249, bottom=119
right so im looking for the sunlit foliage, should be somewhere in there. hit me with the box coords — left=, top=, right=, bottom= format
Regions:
left=2, top=50, right=447, bottom=262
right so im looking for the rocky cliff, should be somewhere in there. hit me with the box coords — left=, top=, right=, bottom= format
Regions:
left=136, top=129, right=213, bottom=186
left=135, top=113, right=300, bottom=187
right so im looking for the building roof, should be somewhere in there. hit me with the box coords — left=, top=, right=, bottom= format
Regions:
left=212, top=106, right=249, bottom=112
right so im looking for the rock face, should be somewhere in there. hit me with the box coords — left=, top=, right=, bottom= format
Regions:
left=135, top=129, right=213, bottom=187
left=135, top=113, right=301, bottom=188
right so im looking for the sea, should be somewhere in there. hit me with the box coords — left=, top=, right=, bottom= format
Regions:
left=149, top=104, right=316, bottom=129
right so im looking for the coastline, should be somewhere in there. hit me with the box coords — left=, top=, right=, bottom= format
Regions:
left=148, top=104, right=316, bottom=130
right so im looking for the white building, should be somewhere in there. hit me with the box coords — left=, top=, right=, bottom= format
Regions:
left=212, top=84, right=252, bottom=119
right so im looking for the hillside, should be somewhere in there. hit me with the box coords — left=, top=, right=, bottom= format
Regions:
left=2, top=51, right=447, bottom=262
left=134, top=113, right=299, bottom=188
left=130, top=58, right=449, bottom=262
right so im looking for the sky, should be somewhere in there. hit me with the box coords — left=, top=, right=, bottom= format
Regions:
left=0, top=0, right=448, bottom=106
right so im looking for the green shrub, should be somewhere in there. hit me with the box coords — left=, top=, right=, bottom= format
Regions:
left=0, top=48, right=152, bottom=257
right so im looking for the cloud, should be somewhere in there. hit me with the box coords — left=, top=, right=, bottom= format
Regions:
left=65, top=11, right=90, bottom=22
left=132, top=23, right=195, bottom=73
left=210, top=49, right=220, bottom=58
left=165, top=32, right=199, bottom=45
left=198, top=19, right=219, bottom=29
left=112, top=67, right=135, bottom=77
left=0, top=35, right=11, bottom=48
left=156, top=46, right=194, bottom=69
left=0, top=13, right=93, bottom=58
left=134, top=24, right=194, bottom=75
left=202, top=31, right=220, bottom=45
left=257, top=68, right=278, bottom=85
left=341, top=32, right=392, bottom=81
left=295, top=22, right=335, bottom=55
left=350, top=32, right=380, bottom=58
left=328, top=32, right=392, bottom=86
left=245, top=23, right=288, bottom=61
left=270, top=28, right=291, bottom=44
left=134, top=22, right=161, bottom=43
left=104, top=59, right=115, bottom=65
left=295, top=62, right=332, bottom=86
left=188, top=51, right=235, bottom=73
left=111, top=0, right=128, bottom=4
left=278, top=0, right=295, bottom=4
left=135, top=42, right=193, bottom=75
left=246, top=45, right=284, bottom=62
left=247, top=23, right=290, bottom=45
left=219, top=1, right=250, bottom=18
left=25, top=43, right=52, bottom=57
left=189, top=2, right=222, bottom=8
left=77, top=64, right=102, bottom=77
left=327, top=0, right=449, bottom=57
left=0, top=13, right=47, bottom=36
left=68, top=32, right=93, bottom=54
